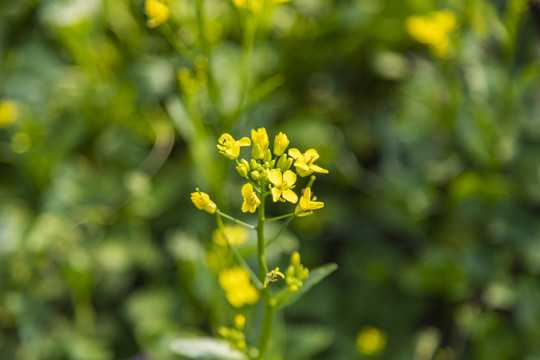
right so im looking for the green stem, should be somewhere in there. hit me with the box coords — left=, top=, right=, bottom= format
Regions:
left=265, top=216, right=294, bottom=247
left=265, top=213, right=294, bottom=222
left=215, top=210, right=256, bottom=229
left=160, top=23, right=196, bottom=63
left=256, top=185, right=275, bottom=359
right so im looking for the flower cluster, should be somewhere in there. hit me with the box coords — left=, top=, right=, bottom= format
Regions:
left=285, top=251, right=309, bottom=293
left=406, top=10, right=457, bottom=57
left=215, top=127, right=327, bottom=215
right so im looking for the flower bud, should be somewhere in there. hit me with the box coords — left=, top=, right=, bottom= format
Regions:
left=273, top=132, right=289, bottom=156
left=236, top=163, right=248, bottom=177
left=279, top=157, right=293, bottom=172
left=250, top=159, right=258, bottom=169
left=252, top=143, right=262, bottom=160
left=263, top=149, right=272, bottom=163
left=251, top=170, right=260, bottom=180
left=291, top=251, right=301, bottom=266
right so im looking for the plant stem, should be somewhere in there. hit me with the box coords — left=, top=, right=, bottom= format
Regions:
left=215, top=210, right=256, bottom=229
left=256, top=185, right=275, bottom=359
left=265, top=215, right=294, bottom=247
left=265, top=213, right=294, bottom=222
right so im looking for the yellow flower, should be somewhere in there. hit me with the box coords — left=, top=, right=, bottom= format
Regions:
left=241, top=183, right=261, bottom=213
left=145, top=0, right=170, bottom=28
left=295, top=187, right=324, bottom=217
left=406, top=10, right=457, bottom=57
left=288, top=148, right=328, bottom=177
left=251, top=128, right=269, bottom=159
left=232, top=0, right=262, bottom=13
left=268, top=169, right=298, bottom=203
left=264, top=267, right=285, bottom=287
left=356, top=326, right=387, bottom=356
left=219, top=267, right=259, bottom=308
left=0, top=100, right=19, bottom=128
left=217, top=133, right=251, bottom=160
left=213, top=225, right=249, bottom=246
left=273, top=132, right=289, bottom=156
left=191, top=189, right=217, bottom=214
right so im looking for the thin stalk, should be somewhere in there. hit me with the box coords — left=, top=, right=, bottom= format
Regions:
left=265, top=213, right=294, bottom=222
left=160, top=23, right=196, bottom=63
left=265, top=216, right=294, bottom=247
left=215, top=210, right=256, bottom=229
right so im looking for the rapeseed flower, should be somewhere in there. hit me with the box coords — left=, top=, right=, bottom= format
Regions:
left=268, top=169, right=298, bottom=203
left=288, top=148, right=328, bottom=177
left=295, top=187, right=324, bottom=217
left=191, top=189, right=217, bottom=214
left=219, top=267, right=259, bottom=307
left=406, top=10, right=457, bottom=57
left=251, top=128, right=269, bottom=159
left=241, top=183, right=261, bottom=213
left=145, top=0, right=170, bottom=28
left=273, top=132, right=289, bottom=156
left=217, top=133, right=251, bottom=160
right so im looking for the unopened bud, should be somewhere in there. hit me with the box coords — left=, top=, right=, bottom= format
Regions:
left=263, top=149, right=272, bottom=163
left=273, top=132, right=289, bottom=156
left=252, top=143, right=262, bottom=160
left=236, top=163, right=248, bottom=177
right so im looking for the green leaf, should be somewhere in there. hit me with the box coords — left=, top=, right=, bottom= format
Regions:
left=170, top=337, right=248, bottom=360
left=277, top=263, right=338, bottom=309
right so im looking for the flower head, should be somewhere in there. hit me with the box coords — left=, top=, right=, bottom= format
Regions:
left=219, top=267, right=260, bottom=307
left=295, top=187, right=324, bottom=217
left=145, top=0, right=170, bottom=28
left=191, top=189, right=217, bottom=214
left=406, top=10, right=457, bottom=57
left=268, top=169, right=298, bottom=203
left=251, top=128, right=269, bottom=159
left=217, top=133, right=251, bottom=160
left=273, top=132, right=289, bottom=156
left=241, top=183, right=261, bottom=213
left=288, top=148, right=328, bottom=177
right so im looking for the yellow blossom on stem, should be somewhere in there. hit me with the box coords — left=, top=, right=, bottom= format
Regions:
left=145, top=0, right=170, bottom=28
left=191, top=189, right=217, bottom=214
left=219, top=267, right=259, bottom=308
left=241, top=183, right=261, bottom=213
left=273, top=132, right=289, bottom=156
left=251, top=127, right=269, bottom=159
left=295, top=187, right=324, bottom=217
left=288, top=148, right=328, bottom=177
left=217, top=133, right=251, bottom=160
left=264, top=267, right=285, bottom=287
left=268, top=169, right=298, bottom=203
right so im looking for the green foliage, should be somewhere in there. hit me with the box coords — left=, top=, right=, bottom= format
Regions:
left=2, top=0, right=540, bottom=359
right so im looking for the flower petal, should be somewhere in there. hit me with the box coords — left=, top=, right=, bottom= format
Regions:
left=288, top=148, right=303, bottom=161
left=282, top=170, right=297, bottom=186
left=242, top=183, right=253, bottom=198
left=271, top=187, right=281, bottom=202
left=242, top=200, right=250, bottom=213
left=282, top=189, right=298, bottom=204
left=304, top=149, right=319, bottom=162
left=238, top=137, right=251, bottom=146
left=268, top=169, right=282, bottom=186
left=310, top=164, right=328, bottom=174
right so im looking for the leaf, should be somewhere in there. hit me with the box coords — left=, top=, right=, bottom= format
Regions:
left=170, top=337, right=248, bottom=360
left=277, top=263, right=338, bottom=309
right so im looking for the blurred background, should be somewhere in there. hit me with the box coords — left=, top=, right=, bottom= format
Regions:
left=2, top=0, right=540, bottom=359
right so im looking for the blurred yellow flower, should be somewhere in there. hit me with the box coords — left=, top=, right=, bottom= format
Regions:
left=273, top=131, right=289, bottom=156
left=213, top=225, right=249, bottom=246
left=288, top=148, right=328, bottom=177
left=251, top=127, right=269, bottom=159
left=191, top=189, right=217, bottom=214
left=406, top=10, right=457, bottom=57
left=0, top=100, right=19, bottom=128
left=241, top=183, right=261, bottom=213
left=232, top=0, right=262, bottom=13
left=356, top=326, right=387, bottom=356
left=295, top=187, right=324, bottom=217
left=268, top=169, right=298, bottom=203
left=217, top=133, right=251, bottom=160
left=219, top=267, right=259, bottom=307
left=145, top=0, right=170, bottom=28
